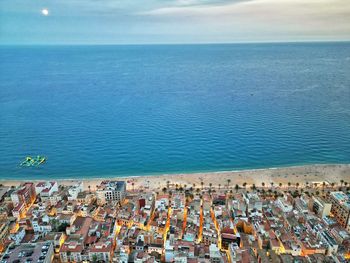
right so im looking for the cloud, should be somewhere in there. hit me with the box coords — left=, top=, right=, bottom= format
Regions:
left=0, top=0, right=349, bottom=44
left=141, top=0, right=350, bottom=18
left=138, top=0, right=350, bottom=41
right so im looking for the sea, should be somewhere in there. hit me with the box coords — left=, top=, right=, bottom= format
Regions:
left=0, top=42, right=350, bottom=180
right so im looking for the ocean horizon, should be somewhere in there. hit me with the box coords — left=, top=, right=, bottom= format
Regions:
left=1, top=42, right=350, bottom=180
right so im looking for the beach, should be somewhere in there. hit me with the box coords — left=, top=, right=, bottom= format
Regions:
left=2, top=164, right=350, bottom=191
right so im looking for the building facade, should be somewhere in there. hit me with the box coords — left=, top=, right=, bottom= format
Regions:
left=96, top=181, right=126, bottom=205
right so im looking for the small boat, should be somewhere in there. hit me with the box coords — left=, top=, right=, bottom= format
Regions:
left=20, top=155, right=47, bottom=167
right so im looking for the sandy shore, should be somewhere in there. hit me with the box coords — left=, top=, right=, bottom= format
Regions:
left=1, top=164, right=350, bottom=191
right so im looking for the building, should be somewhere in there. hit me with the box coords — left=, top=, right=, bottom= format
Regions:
left=318, top=231, right=338, bottom=256
left=60, top=240, right=85, bottom=262
left=155, top=194, right=170, bottom=211
left=12, top=202, right=26, bottom=219
left=32, top=216, right=52, bottom=233
left=11, top=226, right=25, bottom=245
left=96, top=181, right=126, bottom=205
left=67, top=181, right=84, bottom=201
left=311, top=196, right=332, bottom=218
left=209, top=244, right=224, bottom=262
left=35, top=181, right=58, bottom=197
left=326, top=192, right=350, bottom=231
left=0, top=222, right=9, bottom=252
left=275, top=197, right=293, bottom=213
left=89, top=239, right=113, bottom=262
left=10, top=182, right=36, bottom=208
left=0, top=242, right=54, bottom=263
left=60, top=216, right=94, bottom=262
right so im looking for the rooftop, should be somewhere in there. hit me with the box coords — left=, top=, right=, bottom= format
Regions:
left=97, top=181, right=126, bottom=191
left=330, top=192, right=350, bottom=209
left=1, top=242, right=52, bottom=263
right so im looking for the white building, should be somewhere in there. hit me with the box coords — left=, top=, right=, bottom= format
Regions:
left=35, top=181, right=58, bottom=196
left=209, top=244, right=223, bottom=262
left=165, top=240, right=174, bottom=263
left=32, top=215, right=52, bottom=233
left=276, top=198, right=293, bottom=213
left=155, top=194, right=170, bottom=211
left=67, top=181, right=84, bottom=201
left=96, top=181, right=126, bottom=205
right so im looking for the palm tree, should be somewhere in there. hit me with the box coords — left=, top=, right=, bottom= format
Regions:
left=270, top=182, right=274, bottom=189
left=162, top=187, right=167, bottom=194
left=262, top=182, right=265, bottom=188
left=175, top=184, right=179, bottom=191
left=132, top=182, right=135, bottom=192
left=340, top=179, right=344, bottom=188
left=243, top=182, right=247, bottom=190
left=235, top=184, right=239, bottom=193
left=296, top=182, right=299, bottom=189
left=201, top=181, right=204, bottom=190
left=218, top=184, right=221, bottom=190
left=209, top=183, right=212, bottom=192
left=167, top=180, right=170, bottom=189
left=322, top=182, right=326, bottom=192
left=227, top=179, right=231, bottom=188
left=305, top=181, right=309, bottom=188
left=288, top=182, right=291, bottom=190
left=331, top=182, right=335, bottom=188
left=88, top=185, right=91, bottom=193
left=344, top=182, right=348, bottom=188
left=252, top=184, right=256, bottom=191
left=279, top=183, right=282, bottom=188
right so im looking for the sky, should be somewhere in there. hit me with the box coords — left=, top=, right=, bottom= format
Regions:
left=1, top=0, right=350, bottom=44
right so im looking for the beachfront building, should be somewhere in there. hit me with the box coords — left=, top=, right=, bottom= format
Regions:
left=35, top=181, right=58, bottom=196
left=67, top=181, right=84, bottom=201
left=96, top=180, right=126, bottom=205
left=326, top=192, right=350, bottom=231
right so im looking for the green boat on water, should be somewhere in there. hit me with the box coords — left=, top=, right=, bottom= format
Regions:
left=20, top=156, right=46, bottom=167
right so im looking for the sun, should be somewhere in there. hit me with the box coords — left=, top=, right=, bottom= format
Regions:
left=41, top=8, right=49, bottom=16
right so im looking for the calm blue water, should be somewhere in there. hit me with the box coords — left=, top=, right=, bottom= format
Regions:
left=0, top=43, right=350, bottom=180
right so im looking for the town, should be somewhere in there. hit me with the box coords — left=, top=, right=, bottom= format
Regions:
left=0, top=179, right=349, bottom=262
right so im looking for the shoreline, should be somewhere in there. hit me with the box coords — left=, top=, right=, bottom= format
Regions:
left=1, top=163, right=350, bottom=191
left=1, top=161, right=348, bottom=181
